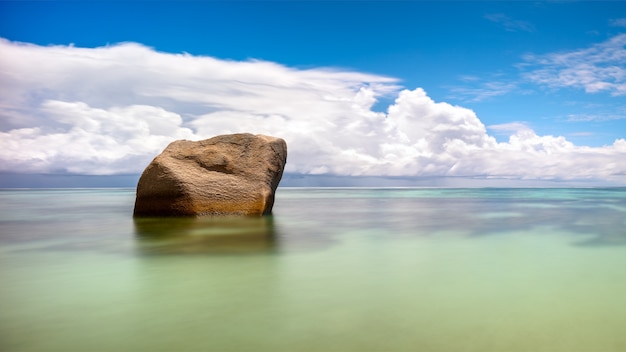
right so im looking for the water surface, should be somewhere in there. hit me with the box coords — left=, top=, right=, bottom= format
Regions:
left=1, top=188, right=625, bottom=351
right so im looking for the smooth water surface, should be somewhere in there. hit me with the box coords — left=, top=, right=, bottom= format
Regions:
left=1, top=188, right=626, bottom=351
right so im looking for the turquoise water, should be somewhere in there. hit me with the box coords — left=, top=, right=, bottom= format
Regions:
left=1, top=188, right=626, bottom=351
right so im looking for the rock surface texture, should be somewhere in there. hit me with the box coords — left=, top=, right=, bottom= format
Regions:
left=133, top=133, right=287, bottom=217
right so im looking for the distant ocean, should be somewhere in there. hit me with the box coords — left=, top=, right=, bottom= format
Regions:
left=1, top=188, right=625, bottom=351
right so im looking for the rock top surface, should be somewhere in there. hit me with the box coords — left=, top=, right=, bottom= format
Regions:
left=133, top=133, right=287, bottom=217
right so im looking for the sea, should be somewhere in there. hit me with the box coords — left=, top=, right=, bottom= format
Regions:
left=1, top=187, right=625, bottom=352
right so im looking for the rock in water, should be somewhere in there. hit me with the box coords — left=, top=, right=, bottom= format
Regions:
left=133, top=133, right=287, bottom=217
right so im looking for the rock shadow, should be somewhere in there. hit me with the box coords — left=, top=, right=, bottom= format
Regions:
left=133, top=215, right=278, bottom=256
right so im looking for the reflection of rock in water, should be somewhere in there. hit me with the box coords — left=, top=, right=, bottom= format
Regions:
left=134, top=216, right=277, bottom=255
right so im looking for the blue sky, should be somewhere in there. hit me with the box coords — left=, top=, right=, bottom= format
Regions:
left=1, top=1, right=625, bottom=186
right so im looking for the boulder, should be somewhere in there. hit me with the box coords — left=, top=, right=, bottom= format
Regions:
left=133, top=133, right=287, bottom=217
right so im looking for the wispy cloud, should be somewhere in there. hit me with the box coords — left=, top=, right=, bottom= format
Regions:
left=0, top=38, right=625, bottom=182
left=609, top=18, right=626, bottom=27
left=522, top=34, right=626, bottom=96
left=448, top=81, right=517, bottom=102
left=569, top=132, right=595, bottom=137
left=458, top=75, right=480, bottom=82
left=567, top=112, right=626, bottom=122
left=484, top=13, right=535, bottom=32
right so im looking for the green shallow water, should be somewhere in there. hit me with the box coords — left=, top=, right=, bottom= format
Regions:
left=1, top=188, right=626, bottom=351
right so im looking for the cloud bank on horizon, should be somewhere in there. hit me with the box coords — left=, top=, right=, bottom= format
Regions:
left=1, top=37, right=625, bottom=183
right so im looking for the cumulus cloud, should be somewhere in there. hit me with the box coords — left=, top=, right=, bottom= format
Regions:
left=0, top=101, right=195, bottom=174
left=0, top=38, right=625, bottom=182
left=523, top=34, right=626, bottom=96
left=488, top=122, right=533, bottom=134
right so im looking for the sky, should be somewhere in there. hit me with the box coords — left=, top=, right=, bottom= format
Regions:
left=1, top=0, right=626, bottom=187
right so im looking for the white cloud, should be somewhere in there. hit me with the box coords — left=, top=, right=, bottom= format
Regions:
left=488, top=122, right=533, bottom=133
left=523, top=34, right=626, bottom=96
left=0, top=38, right=625, bottom=183
left=0, top=101, right=195, bottom=174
